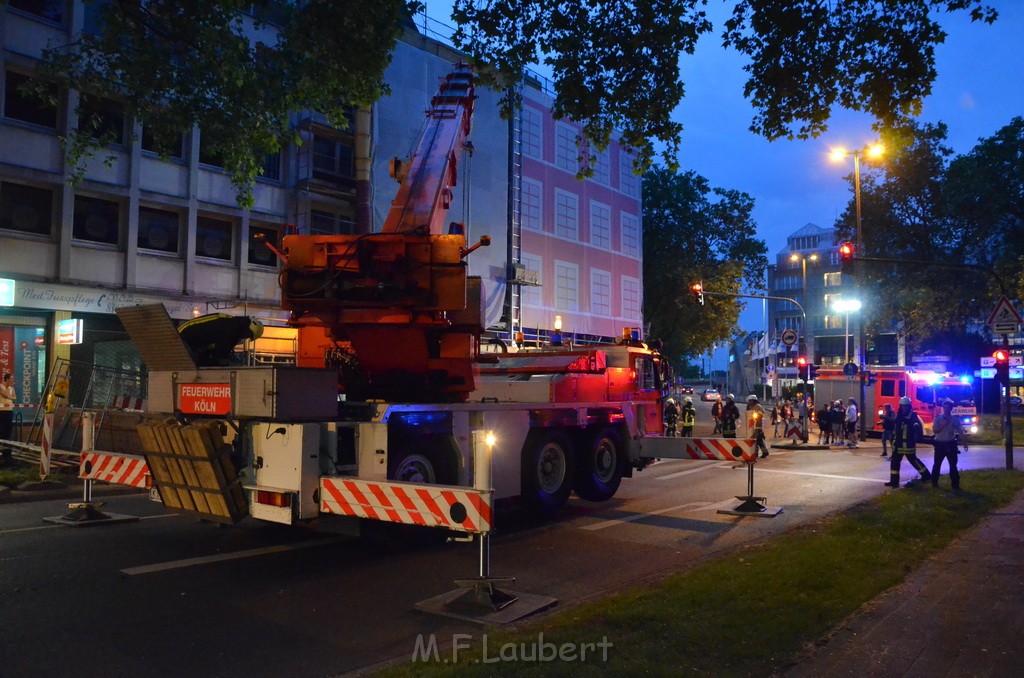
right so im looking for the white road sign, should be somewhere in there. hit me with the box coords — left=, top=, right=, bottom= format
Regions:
left=980, top=357, right=996, bottom=367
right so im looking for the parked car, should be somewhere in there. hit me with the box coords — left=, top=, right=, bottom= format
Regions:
left=701, top=388, right=720, bottom=402
left=681, top=385, right=695, bottom=395
left=1010, top=395, right=1022, bottom=410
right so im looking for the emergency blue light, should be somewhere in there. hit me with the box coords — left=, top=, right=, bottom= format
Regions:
left=959, top=375, right=972, bottom=384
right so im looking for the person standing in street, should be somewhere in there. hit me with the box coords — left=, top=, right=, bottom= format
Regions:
left=711, top=397, right=723, bottom=435
left=0, top=372, right=16, bottom=466
left=845, top=398, right=859, bottom=448
left=680, top=396, right=696, bottom=438
left=746, top=394, right=769, bottom=457
left=829, top=401, right=846, bottom=447
left=817, top=402, right=832, bottom=445
left=879, top=403, right=896, bottom=458
left=931, top=398, right=964, bottom=490
left=886, top=396, right=932, bottom=487
left=771, top=402, right=781, bottom=437
left=663, top=397, right=680, bottom=437
left=720, top=394, right=741, bottom=439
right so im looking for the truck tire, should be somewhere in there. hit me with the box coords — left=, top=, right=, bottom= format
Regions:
left=389, top=453, right=437, bottom=484
left=574, top=427, right=623, bottom=502
left=522, top=429, right=575, bottom=516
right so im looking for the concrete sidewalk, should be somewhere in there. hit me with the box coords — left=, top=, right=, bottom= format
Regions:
left=788, top=486, right=1024, bottom=676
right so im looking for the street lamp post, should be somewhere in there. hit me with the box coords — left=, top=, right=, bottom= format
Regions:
left=832, top=298, right=862, bottom=363
left=830, top=143, right=883, bottom=440
left=789, top=252, right=819, bottom=363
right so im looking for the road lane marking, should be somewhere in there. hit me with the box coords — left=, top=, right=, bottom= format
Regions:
left=656, top=461, right=730, bottom=481
left=750, top=468, right=888, bottom=483
left=120, top=537, right=344, bottom=576
left=0, top=512, right=182, bottom=536
left=582, top=501, right=711, bottom=531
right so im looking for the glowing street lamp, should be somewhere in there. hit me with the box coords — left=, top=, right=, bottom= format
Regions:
left=832, top=298, right=862, bottom=363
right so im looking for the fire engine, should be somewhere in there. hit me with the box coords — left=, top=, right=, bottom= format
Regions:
left=813, top=366, right=978, bottom=436
left=96, top=64, right=758, bottom=532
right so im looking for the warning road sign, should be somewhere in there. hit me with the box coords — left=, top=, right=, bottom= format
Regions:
left=987, top=296, right=1022, bottom=335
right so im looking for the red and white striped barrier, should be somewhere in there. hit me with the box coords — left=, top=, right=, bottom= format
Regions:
left=679, top=437, right=758, bottom=462
left=109, top=395, right=146, bottom=411
left=319, top=477, right=493, bottom=534
left=79, top=451, right=151, bottom=489
left=40, top=412, right=53, bottom=480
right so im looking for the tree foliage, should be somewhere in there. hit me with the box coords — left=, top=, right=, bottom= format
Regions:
left=642, top=167, right=767, bottom=368
left=34, top=1, right=999, bottom=204
left=453, top=0, right=997, bottom=174
left=36, top=0, right=412, bottom=205
left=833, top=118, right=1024, bottom=353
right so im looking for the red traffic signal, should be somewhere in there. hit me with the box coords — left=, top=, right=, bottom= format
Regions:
left=796, top=355, right=808, bottom=367
left=993, top=349, right=1009, bottom=363
left=796, top=355, right=809, bottom=380
left=839, top=242, right=854, bottom=261
left=691, top=282, right=704, bottom=305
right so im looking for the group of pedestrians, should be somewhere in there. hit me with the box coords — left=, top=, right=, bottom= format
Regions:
left=815, top=399, right=860, bottom=447
left=663, top=390, right=965, bottom=491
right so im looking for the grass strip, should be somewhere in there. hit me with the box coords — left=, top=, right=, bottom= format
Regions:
left=379, top=469, right=1024, bottom=677
left=970, top=414, right=1024, bottom=446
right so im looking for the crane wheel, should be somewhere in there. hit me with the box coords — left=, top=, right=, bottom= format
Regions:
left=521, top=429, right=575, bottom=516
left=574, top=427, right=623, bottom=502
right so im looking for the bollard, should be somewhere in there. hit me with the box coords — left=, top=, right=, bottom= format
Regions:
left=81, top=411, right=94, bottom=503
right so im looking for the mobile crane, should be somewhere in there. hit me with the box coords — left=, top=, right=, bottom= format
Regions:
left=105, top=65, right=758, bottom=532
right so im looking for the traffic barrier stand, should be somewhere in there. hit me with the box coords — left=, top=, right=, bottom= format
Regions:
left=717, top=456, right=783, bottom=518
left=415, top=427, right=557, bottom=624
left=637, top=437, right=782, bottom=517
left=44, top=412, right=140, bottom=527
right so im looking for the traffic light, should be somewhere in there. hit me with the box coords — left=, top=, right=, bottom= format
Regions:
left=796, top=355, right=808, bottom=381
left=809, top=363, right=819, bottom=381
left=691, top=282, right=704, bottom=305
left=866, top=370, right=876, bottom=386
left=993, top=349, right=1010, bottom=385
left=839, top=242, right=854, bottom=262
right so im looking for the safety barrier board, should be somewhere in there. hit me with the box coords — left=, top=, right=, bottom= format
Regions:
left=638, top=436, right=759, bottom=462
left=79, top=451, right=152, bottom=489
left=319, top=477, right=493, bottom=534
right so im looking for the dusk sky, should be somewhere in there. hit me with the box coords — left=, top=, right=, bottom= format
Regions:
left=423, top=2, right=1024, bottom=344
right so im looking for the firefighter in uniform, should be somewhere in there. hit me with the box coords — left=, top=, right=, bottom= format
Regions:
left=680, top=396, right=696, bottom=437
left=720, top=394, right=741, bottom=439
left=664, top=397, right=680, bottom=437
left=746, top=394, right=769, bottom=458
left=886, top=396, right=932, bottom=487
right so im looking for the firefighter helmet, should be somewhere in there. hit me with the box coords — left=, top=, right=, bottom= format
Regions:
left=684, top=396, right=693, bottom=403
left=899, top=396, right=912, bottom=406
left=747, top=394, right=758, bottom=402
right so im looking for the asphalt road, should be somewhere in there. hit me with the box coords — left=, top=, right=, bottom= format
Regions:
left=2, top=433, right=1020, bottom=677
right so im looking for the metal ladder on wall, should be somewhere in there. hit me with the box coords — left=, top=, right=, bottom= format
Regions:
left=504, top=78, right=526, bottom=344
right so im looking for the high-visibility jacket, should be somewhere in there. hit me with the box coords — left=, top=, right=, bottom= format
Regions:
left=681, top=405, right=695, bottom=426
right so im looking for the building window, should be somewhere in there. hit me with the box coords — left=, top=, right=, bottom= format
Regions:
left=196, top=216, right=233, bottom=261
left=521, top=178, right=542, bottom=231
left=9, top=0, right=65, bottom=23
left=3, top=70, right=59, bottom=129
left=198, top=133, right=224, bottom=167
left=591, top=147, right=610, bottom=185
left=141, top=125, right=184, bottom=159
left=521, top=254, right=542, bottom=307
left=310, top=208, right=355, bottom=235
left=73, top=195, right=120, bottom=244
left=621, top=213, right=640, bottom=257
left=590, top=201, right=611, bottom=249
left=591, top=268, right=611, bottom=316
left=823, top=272, right=842, bottom=287
left=828, top=250, right=840, bottom=266
left=138, top=206, right=179, bottom=253
left=78, top=94, right=125, bottom=144
left=261, top=153, right=281, bottom=181
left=312, top=135, right=353, bottom=184
left=554, top=190, right=578, bottom=240
left=249, top=223, right=279, bottom=267
left=622, top=276, right=641, bottom=321
left=619, top=150, right=640, bottom=198
left=521, top=106, right=542, bottom=158
left=555, top=123, right=578, bottom=173
left=554, top=260, right=579, bottom=311
left=823, top=315, right=844, bottom=330
left=0, top=182, right=53, bottom=236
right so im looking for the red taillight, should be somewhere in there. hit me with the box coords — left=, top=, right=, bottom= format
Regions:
left=256, top=491, right=290, bottom=507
